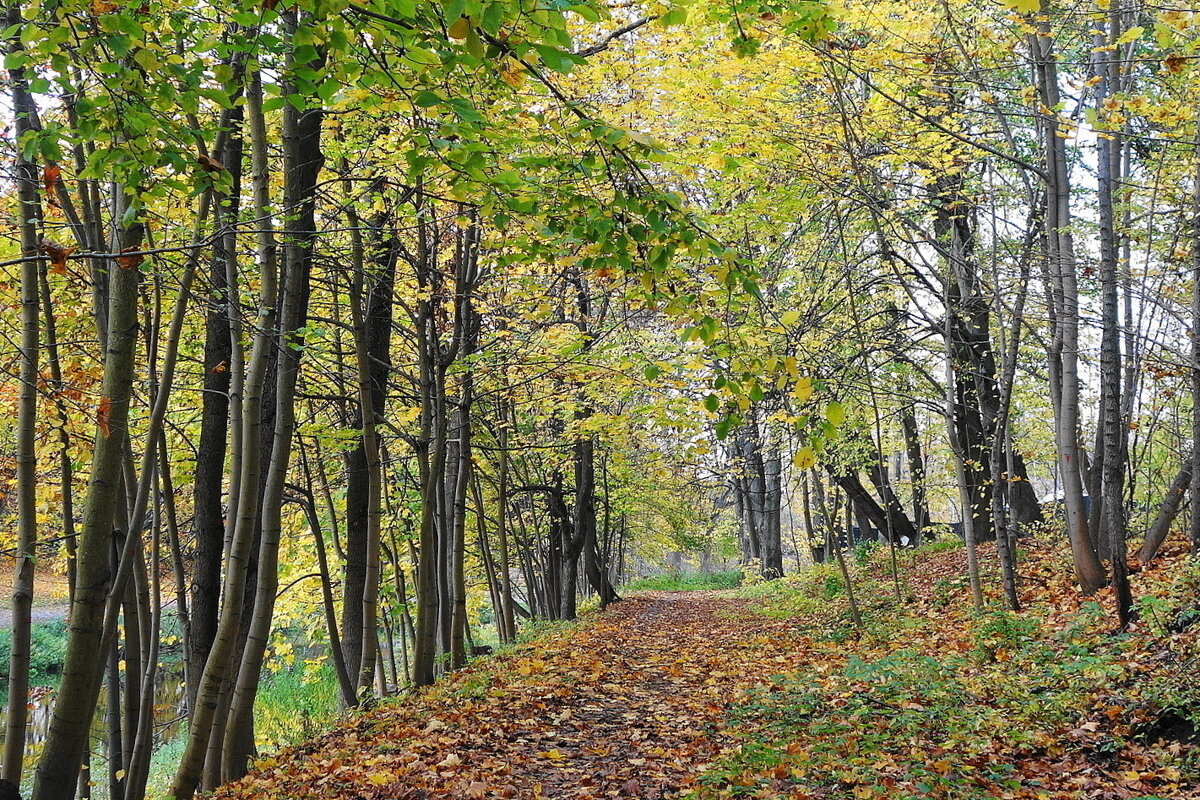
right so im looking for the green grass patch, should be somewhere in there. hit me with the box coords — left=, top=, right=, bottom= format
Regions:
left=695, top=575, right=1200, bottom=800
left=254, top=659, right=344, bottom=753
left=625, top=569, right=742, bottom=592
left=0, top=618, right=68, bottom=684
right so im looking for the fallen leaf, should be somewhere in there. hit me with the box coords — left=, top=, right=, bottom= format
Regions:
left=97, top=396, right=112, bottom=438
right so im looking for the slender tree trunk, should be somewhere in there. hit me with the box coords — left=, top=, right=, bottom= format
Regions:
left=1096, top=3, right=1133, bottom=626
left=900, top=407, right=929, bottom=537
left=412, top=208, right=447, bottom=686
left=298, top=445, right=355, bottom=705
left=223, top=38, right=324, bottom=777
left=1140, top=459, right=1192, bottom=562
left=169, top=66, right=281, bottom=800
left=189, top=103, right=243, bottom=714
left=497, top=416, right=516, bottom=642
left=1030, top=19, right=1107, bottom=593
left=32, top=212, right=145, bottom=800
left=4, top=6, right=42, bottom=781
left=1191, top=101, right=1200, bottom=556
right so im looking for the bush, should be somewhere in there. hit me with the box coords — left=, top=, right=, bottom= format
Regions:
left=0, top=618, right=69, bottom=683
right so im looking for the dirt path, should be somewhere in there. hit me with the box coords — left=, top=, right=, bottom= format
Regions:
left=0, top=570, right=73, bottom=630
left=216, top=593, right=809, bottom=800
left=0, top=604, right=71, bottom=630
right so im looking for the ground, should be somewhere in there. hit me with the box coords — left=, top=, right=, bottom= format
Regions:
left=210, top=542, right=1200, bottom=800
left=0, top=569, right=71, bottom=629
left=215, top=594, right=806, bottom=799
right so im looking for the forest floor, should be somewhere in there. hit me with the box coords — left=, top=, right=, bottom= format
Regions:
left=0, top=569, right=72, bottom=629
left=212, top=540, right=1200, bottom=800
left=215, top=593, right=805, bottom=799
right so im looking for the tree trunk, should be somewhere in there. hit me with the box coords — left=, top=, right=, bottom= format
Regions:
left=32, top=215, right=145, bottom=800
left=169, top=66, right=282, bottom=800
left=835, top=469, right=919, bottom=546
left=1139, top=460, right=1191, bottom=562
left=1096, top=3, right=1133, bottom=626
left=1030, top=19, right=1107, bottom=593
left=900, top=407, right=929, bottom=537
left=1192, top=100, right=1200, bottom=557
left=189, top=103, right=242, bottom=715
left=222, top=38, right=324, bottom=778
left=4, top=9, right=42, bottom=782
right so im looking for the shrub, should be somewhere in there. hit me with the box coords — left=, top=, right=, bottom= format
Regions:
left=0, top=618, right=69, bottom=683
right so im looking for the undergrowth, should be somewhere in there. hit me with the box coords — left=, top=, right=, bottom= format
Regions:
left=254, top=660, right=343, bottom=753
left=696, top=544, right=1200, bottom=799
left=626, top=569, right=742, bottom=592
left=0, top=618, right=68, bottom=683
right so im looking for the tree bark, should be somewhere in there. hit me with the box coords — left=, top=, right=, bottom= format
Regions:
left=831, top=470, right=919, bottom=546
left=4, top=9, right=41, bottom=781
left=222, top=35, right=324, bottom=777
left=1096, top=2, right=1134, bottom=626
left=32, top=214, right=145, bottom=800
left=169, top=65, right=282, bottom=800
left=1029, top=18, right=1107, bottom=593
left=1139, top=460, right=1191, bottom=563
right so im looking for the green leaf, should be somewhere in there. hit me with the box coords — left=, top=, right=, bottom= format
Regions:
left=825, top=400, right=845, bottom=427
left=413, top=90, right=443, bottom=107
left=658, top=6, right=688, bottom=26
left=533, top=44, right=581, bottom=75
left=405, top=47, right=442, bottom=66
left=716, top=413, right=743, bottom=440
left=644, top=364, right=662, bottom=381
left=4, top=51, right=29, bottom=70
left=570, top=4, right=601, bottom=22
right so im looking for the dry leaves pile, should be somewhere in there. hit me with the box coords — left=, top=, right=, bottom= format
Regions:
left=213, top=543, right=1200, bottom=800
left=214, top=595, right=809, bottom=799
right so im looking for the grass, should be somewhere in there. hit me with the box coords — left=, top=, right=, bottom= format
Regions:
left=625, top=569, right=743, bottom=592
left=254, top=659, right=345, bottom=753
left=0, top=617, right=68, bottom=683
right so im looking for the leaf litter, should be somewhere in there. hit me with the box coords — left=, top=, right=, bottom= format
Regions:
left=214, top=542, right=1200, bottom=800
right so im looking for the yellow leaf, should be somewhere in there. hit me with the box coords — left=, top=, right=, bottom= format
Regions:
left=448, top=17, right=471, bottom=40
left=793, top=376, right=813, bottom=404
left=998, top=0, right=1040, bottom=14
left=500, top=63, right=526, bottom=89
left=1117, top=25, right=1144, bottom=44
left=825, top=400, right=845, bottom=426
left=793, top=446, right=816, bottom=471
left=366, top=771, right=393, bottom=786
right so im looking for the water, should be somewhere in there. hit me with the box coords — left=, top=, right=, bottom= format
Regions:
left=0, top=667, right=188, bottom=795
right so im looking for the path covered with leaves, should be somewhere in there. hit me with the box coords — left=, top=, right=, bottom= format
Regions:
left=215, top=594, right=808, bottom=800
left=212, top=544, right=1200, bottom=800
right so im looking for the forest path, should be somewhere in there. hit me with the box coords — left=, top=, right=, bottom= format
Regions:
left=215, top=593, right=807, bottom=800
